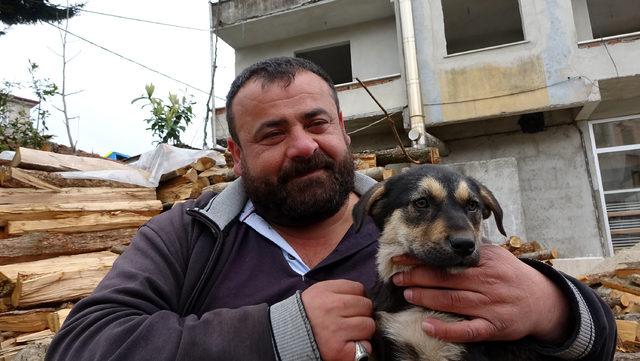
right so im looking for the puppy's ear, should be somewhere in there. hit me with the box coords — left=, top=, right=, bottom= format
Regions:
left=352, top=182, right=386, bottom=232
left=470, top=178, right=507, bottom=237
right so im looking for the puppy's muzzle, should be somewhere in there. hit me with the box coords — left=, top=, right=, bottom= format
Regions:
left=448, top=237, right=476, bottom=257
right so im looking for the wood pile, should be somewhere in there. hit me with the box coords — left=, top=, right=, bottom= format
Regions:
left=579, top=262, right=640, bottom=354
left=500, top=236, right=558, bottom=263
left=0, top=147, right=164, bottom=360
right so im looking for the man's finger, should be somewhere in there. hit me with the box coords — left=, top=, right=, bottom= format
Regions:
left=404, top=288, right=490, bottom=316
left=422, top=317, right=502, bottom=343
left=320, top=279, right=368, bottom=295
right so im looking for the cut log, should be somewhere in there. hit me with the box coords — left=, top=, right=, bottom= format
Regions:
left=0, top=166, right=143, bottom=189
left=15, top=329, right=54, bottom=343
left=191, top=157, right=216, bottom=172
left=198, top=168, right=236, bottom=184
left=0, top=251, right=117, bottom=298
left=353, top=154, right=377, bottom=170
left=599, top=278, right=640, bottom=297
left=617, top=320, right=639, bottom=342
left=357, top=167, right=385, bottom=181
left=517, top=248, right=558, bottom=261
left=157, top=176, right=205, bottom=203
left=5, top=212, right=152, bottom=236
left=47, top=308, right=72, bottom=333
left=0, top=309, right=54, bottom=333
left=11, top=147, right=133, bottom=172
left=159, top=165, right=191, bottom=182
left=1, top=168, right=60, bottom=191
left=183, top=168, right=199, bottom=183
left=0, top=228, right=137, bottom=265
left=0, top=187, right=157, bottom=205
left=0, top=297, right=9, bottom=313
left=13, top=266, right=112, bottom=307
left=374, top=147, right=441, bottom=166
left=0, top=200, right=161, bottom=226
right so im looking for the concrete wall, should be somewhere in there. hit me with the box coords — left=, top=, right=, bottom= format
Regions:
left=235, top=17, right=406, bottom=120
left=438, top=123, right=605, bottom=258
left=410, top=0, right=640, bottom=125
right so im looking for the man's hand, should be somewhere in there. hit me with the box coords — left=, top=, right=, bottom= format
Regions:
left=301, top=280, right=375, bottom=361
left=392, top=244, right=571, bottom=344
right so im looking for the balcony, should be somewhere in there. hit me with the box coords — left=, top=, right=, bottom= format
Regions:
left=211, top=0, right=394, bottom=49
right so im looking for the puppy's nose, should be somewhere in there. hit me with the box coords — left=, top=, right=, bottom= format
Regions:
left=449, top=238, right=476, bottom=256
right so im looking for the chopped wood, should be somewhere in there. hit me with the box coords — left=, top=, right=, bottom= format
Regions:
left=0, top=309, right=54, bottom=333
left=615, top=264, right=640, bottom=278
left=0, top=228, right=136, bottom=265
left=181, top=168, right=197, bottom=183
left=0, top=298, right=9, bottom=313
left=353, top=154, right=377, bottom=170
left=1, top=168, right=60, bottom=191
left=0, top=187, right=156, bottom=205
left=5, top=212, right=152, bottom=236
left=599, top=278, right=640, bottom=297
left=0, top=200, right=161, bottom=226
left=198, top=168, right=236, bottom=184
left=0, top=343, right=25, bottom=359
left=0, top=166, right=142, bottom=189
left=630, top=274, right=640, bottom=287
left=15, top=329, right=54, bottom=344
left=157, top=175, right=205, bottom=203
left=191, top=157, right=216, bottom=172
left=374, top=147, right=441, bottom=166
left=507, top=236, right=523, bottom=249
left=617, top=320, right=639, bottom=342
left=47, top=308, right=72, bottom=333
left=0, top=251, right=117, bottom=298
left=12, top=266, right=111, bottom=307
left=517, top=248, right=558, bottom=261
left=11, top=147, right=133, bottom=172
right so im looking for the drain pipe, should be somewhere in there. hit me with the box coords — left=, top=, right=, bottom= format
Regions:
left=397, top=0, right=448, bottom=154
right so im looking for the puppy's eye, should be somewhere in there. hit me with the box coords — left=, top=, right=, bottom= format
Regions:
left=413, top=198, right=429, bottom=209
left=466, top=200, right=480, bottom=212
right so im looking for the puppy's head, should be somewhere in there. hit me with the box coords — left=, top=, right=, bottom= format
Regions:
left=353, top=165, right=506, bottom=280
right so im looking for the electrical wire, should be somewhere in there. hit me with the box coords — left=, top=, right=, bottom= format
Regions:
left=75, top=8, right=211, bottom=32
left=44, top=21, right=226, bottom=101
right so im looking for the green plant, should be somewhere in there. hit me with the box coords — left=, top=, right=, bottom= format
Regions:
left=28, top=60, right=58, bottom=133
left=0, top=77, right=53, bottom=152
left=132, top=83, right=195, bottom=145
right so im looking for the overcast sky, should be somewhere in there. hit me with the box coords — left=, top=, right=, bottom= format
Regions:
left=0, top=0, right=236, bottom=156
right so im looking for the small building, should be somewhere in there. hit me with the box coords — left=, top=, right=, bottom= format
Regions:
left=210, top=0, right=640, bottom=266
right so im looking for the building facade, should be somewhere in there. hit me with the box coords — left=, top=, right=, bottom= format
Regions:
left=210, top=0, right=640, bottom=263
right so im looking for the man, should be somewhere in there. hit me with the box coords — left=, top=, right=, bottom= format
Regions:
left=45, top=57, right=616, bottom=361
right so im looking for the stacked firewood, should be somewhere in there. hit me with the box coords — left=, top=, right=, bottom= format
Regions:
left=0, top=147, right=167, bottom=360
left=580, top=263, right=640, bottom=354
left=157, top=156, right=236, bottom=205
left=500, top=236, right=559, bottom=263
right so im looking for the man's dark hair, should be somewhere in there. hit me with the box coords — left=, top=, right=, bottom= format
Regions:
left=225, top=56, right=340, bottom=144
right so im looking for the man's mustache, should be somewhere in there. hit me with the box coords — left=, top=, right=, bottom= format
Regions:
left=278, top=151, right=335, bottom=184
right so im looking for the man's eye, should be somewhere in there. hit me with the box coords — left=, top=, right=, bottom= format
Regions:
left=413, top=198, right=429, bottom=209
left=308, top=120, right=329, bottom=130
left=466, top=200, right=480, bottom=212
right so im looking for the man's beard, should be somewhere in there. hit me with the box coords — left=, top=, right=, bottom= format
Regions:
left=242, top=149, right=355, bottom=228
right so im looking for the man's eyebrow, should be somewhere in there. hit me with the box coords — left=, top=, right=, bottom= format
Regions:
left=303, top=108, right=331, bottom=120
left=254, top=119, right=287, bottom=135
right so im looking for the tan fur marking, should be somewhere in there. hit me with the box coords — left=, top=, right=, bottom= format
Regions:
left=454, top=181, right=470, bottom=204
left=419, top=177, right=446, bottom=202
left=377, top=308, right=465, bottom=361
left=480, top=188, right=495, bottom=208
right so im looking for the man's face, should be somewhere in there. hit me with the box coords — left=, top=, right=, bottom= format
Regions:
left=228, top=71, right=354, bottom=227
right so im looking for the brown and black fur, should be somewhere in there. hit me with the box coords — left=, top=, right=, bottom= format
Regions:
left=353, top=165, right=543, bottom=361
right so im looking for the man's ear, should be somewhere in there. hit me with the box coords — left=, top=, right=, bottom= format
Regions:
left=338, top=112, right=351, bottom=146
left=227, top=138, right=243, bottom=177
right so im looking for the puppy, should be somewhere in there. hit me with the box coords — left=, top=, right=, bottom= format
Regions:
left=353, top=165, right=542, bottom=361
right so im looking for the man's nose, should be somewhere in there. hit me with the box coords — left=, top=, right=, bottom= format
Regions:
left=286, top=129, right=318, bottom=159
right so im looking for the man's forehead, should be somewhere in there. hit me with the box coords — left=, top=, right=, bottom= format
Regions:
left=236, top=71, right=332, bottom=100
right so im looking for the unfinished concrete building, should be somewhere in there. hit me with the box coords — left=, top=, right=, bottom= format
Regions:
left=210, top=0, right=640, bottom=269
